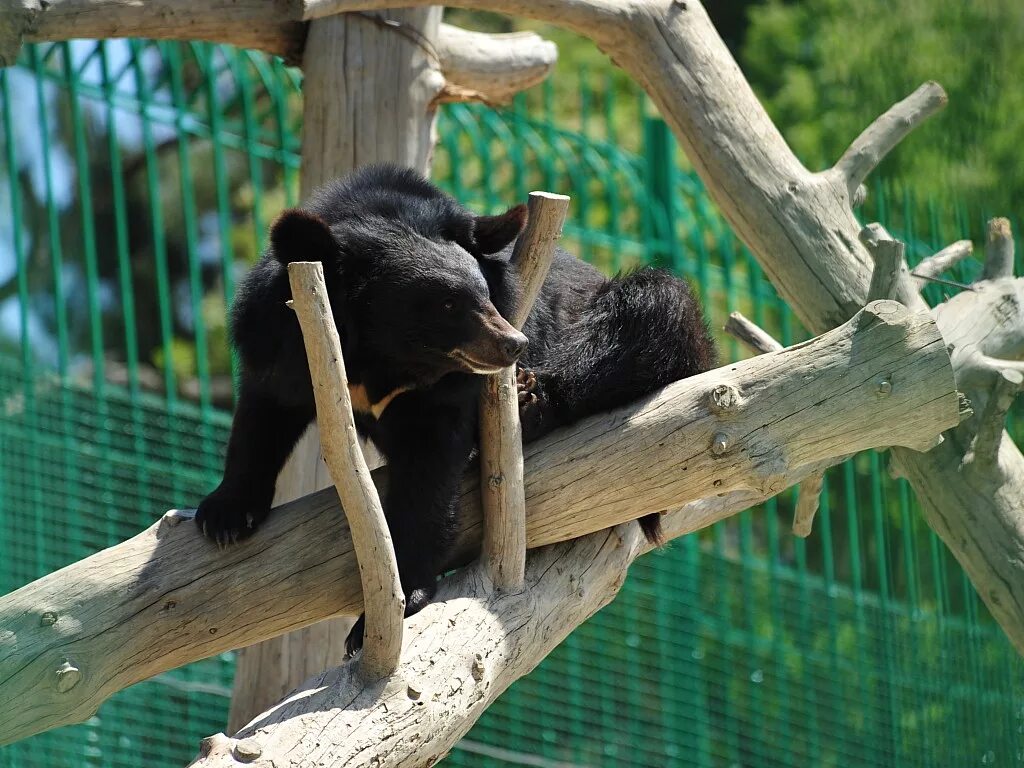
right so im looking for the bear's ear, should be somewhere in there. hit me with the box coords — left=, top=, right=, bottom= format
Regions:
left=270, top=209, right=339, bottom=266
left=472, top=204, right=528, bottom=255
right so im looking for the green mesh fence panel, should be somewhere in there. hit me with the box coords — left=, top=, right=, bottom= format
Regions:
left=1, top=39, right=1022, bottom=768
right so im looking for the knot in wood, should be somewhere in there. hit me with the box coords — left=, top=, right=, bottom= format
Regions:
left=709, top=384, right=742, bottom=413
left=233, top=738, right=263, bottom=763
left=487, top=474, right=504, bottom=489
left=472, top=653, right=486, bottom=682
left=40, top=611, right=58, bottom=626
left=710, top=432, right=730, bottom=456
left=54, top=660, right=81, bottom=692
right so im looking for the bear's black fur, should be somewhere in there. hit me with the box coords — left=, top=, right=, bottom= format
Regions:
left=195, top=164, right=716, bottom=655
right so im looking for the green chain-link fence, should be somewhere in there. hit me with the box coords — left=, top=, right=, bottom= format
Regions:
left=0, top=38, right=1022, bottom=768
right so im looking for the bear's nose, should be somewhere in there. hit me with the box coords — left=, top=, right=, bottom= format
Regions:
left=503, top=333, right=529, bottom=362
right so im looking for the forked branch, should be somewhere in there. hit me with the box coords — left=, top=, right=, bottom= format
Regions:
left=963, top=368, right=1024, bottom=473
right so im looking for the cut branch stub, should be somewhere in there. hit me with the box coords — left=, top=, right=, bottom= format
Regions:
left=860, top=223, right=907, bottom=303
left=286, top=261, right=404, bottom=681
left=509, top=192, right=572, bottom=327
left=480, top=191, right=569, bottom=590
left=983, top=217, right=1015, bottom=281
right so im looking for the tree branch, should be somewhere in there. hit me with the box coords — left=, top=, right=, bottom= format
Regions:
left=983, top=217, right=1015, bottom=281
left=860, top=223, right=907, bottom=303
left=0, top=303, right=959, bottom=747
left=22, top=0, right=307, bottom=64
left=963, top=368, right=1023, bottom=474
left=833, top=81, right=948, bottom=197
left=435, top=24, right=557, bottom=106
left=287, top=261, right=403, bottom=681
left=723, top=311, right=783, bottom=355
left=792, top=471, right=824, bottom=538
left=913, top=240, right=974, bottom=282
left=480, top=191, right=568, bottom=589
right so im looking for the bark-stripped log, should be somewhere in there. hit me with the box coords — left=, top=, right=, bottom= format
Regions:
left=0, top=302, right=959, bottom=747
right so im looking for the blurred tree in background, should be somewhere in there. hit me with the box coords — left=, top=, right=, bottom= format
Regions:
left=742, top=0, right=1024, bottom=218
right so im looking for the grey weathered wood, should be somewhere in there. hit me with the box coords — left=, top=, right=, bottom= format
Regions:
left=508, top=192, right=571, bottom=327
left=983, top=217, right=1014, bottom=281
left=14, top=2, right=560, bottom=98
left=963, top=369, right=1023, bottom=472
left=792, top=472, right=824, bottom=538
left=287, top=262, right=404, bottom=680
left=227, top=6, right=443, bottom=732
left=436, top=24, right=557, bottom=105
left=723, top=311, right=783, bottom=355
left=479, top=191, right=569, bottom=590
left=0, top=0, right=38, bottom=67
left=723, top=310, right=826, bottom=531
left=22, top=0, right=307, bottom=63
left=913, top=240, right=974, bottom=283
left=860, top=225, right=906, bottom=303
left=0, top=302, right=959, bottom=748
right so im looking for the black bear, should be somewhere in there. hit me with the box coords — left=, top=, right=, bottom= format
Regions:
left=195, top=164, right=716, bottom=655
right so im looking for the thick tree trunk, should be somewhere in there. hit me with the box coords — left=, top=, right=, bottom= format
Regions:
left=226, top=6, right=443, bottom=733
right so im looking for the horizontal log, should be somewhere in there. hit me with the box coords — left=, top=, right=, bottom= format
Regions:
left=0, top=301, right=959, bottom=746
left=23, top=0, right=307, bottom=63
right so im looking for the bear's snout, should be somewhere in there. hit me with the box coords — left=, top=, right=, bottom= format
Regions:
left=501, top=333, right=528, bottom=362
left=450, top=305, right=529, bottom=373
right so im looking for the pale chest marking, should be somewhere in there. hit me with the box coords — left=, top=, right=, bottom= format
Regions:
left=347, top=383, right=412, bottom=419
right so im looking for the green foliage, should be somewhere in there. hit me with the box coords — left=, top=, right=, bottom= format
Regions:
left=742, top=0, right=1024, bottom=218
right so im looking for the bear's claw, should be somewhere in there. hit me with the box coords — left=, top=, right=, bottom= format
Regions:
left=516, top=367, right=538, bottom=407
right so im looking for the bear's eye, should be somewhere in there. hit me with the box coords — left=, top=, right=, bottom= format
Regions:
left=441, top=297, right=457, bottom=312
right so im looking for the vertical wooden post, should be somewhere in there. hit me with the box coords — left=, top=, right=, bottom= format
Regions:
left=226, top=6, right=443, bottom=732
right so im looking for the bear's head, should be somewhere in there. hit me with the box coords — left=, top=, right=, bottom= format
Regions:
left=267, top=196, right=529, bottom=389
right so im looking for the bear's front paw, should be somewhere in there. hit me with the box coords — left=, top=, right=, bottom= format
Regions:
left=516, top=366, right=550, bottom=441
left=516, top=367, right=539, bottom=408
left=345, top=614, right=366, bottom=658
left=195, top=487, right=269, bottom=547
left=344, top=587, right=435, bottom=659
